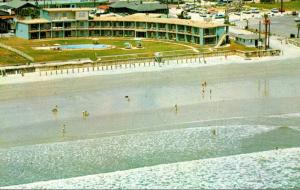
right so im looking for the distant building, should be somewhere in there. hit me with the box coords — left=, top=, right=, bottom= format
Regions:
left=0, top=9, right=14, bottom=33
left=234, top=33, right=264, bottom=48
left=0, top=0, right=38, bottom=15
left=15, top=8, right=227, bottom=47
left=109, top=1, right=168, bottom=14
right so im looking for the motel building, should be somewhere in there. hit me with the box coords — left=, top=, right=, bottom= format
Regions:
left=15, top=8, right=228, bottom=46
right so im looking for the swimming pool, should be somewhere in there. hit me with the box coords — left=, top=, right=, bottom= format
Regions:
left=59, top=44, right=111, bottom=50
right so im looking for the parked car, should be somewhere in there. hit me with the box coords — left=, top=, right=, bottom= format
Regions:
left=199, top=12, right=208, bottom=17
left=271, top=8, right=279, bottom=13
left=242, top=10, right=251, bottom=14
left=214, top=13, right=225, bottom=19
left=250, top=8, right=260, bottom=14
left=295, top=13, right=300, bottom=22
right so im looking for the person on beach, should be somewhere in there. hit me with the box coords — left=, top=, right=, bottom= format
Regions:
left=209, top=89, right=212, bottom=100
left=62, top=124, right=66, bottom=137
left=52, top=105, right=58, bottom=113
left=125, top=95, right=130, bottom=102
left=174, top=104, right=178, bottom=113
left=82, top=111, right=89, bottom=118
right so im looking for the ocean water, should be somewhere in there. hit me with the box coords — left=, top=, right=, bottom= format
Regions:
left=1, top=59, right=300, bottom=188
left=4, top=148, right=300, bottom=189
left=1, top=123, right=300, bottom=188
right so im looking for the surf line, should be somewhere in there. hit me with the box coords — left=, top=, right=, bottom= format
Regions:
left=81, top=116, right=255, bottom=138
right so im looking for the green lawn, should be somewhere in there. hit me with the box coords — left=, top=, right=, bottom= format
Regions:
left=0, top=37, right=201, bottom=66
left=248, top=1, right=300, bottom=11
left=0, top=47, right=28, bottom=66
left=0, top=37, right=255, bottom=66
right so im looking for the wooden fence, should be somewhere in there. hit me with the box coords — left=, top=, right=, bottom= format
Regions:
left=0, top=49, right=281, bottom=77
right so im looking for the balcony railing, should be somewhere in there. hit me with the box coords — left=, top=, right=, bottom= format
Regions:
left=51, top=17, right=76, bottom=21
left=204, top=32, right=216, bottom=36
left=40, top=27, right=51, bottom=30
left=52, top=27, right=64, bottom=30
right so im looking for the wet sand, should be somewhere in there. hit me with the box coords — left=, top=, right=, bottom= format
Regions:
left=0, top=57, right=300, bottom=187
left=1, top=57, right=300, bottom=147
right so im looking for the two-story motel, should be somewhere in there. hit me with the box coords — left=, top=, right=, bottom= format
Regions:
left=16, top=8, right=228, bottom=46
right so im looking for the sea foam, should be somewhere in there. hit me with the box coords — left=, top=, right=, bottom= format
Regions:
left=3, top=148, right=300, bottom=189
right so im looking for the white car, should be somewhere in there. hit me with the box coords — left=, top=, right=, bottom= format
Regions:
left=271, top=8, right=279, bottom=13
left=243, top=10, right=251, bottom=14
left=250, top=8, right=260, bottom=14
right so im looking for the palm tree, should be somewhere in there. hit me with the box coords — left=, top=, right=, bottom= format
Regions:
left=263, top=14, right=270, bottom=49
left=297, top=23, right=300, bottom=38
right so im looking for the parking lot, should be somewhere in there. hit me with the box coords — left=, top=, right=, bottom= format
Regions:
left=234, top=15, right=299, bottom=37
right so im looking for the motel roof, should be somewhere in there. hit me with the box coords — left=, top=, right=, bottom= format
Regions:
left=93, top=15, right=225, bottom=28
left=17, top=13, right=226, bottom=28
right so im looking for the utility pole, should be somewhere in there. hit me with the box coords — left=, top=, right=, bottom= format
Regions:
left=258, top=20, right=261, bottom=48
left=166, top=0, right=169, bottom=18
left=268, top=21, right=271, bottom=48
left=280, top=0, right=283, bottom=13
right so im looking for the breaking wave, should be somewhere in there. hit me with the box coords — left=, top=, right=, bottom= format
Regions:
left=4, top=148, right=300, bottom=189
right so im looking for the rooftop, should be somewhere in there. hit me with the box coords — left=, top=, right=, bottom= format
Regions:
left=5, top=0, right=37, bottom=9
left=233, top=33, right=260, bottom=40
left=93, top=14, right=225, bottom=28
left=110, top=1, right=168, bottom=12
left=17, top=13, right=225, bottom=28
left=43, top=8, right=94, bottom=12
left=18, top=18, right=50, bottom=24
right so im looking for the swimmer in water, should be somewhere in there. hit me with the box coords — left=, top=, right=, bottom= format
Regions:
left=212, top=129, right=216, bottom=136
